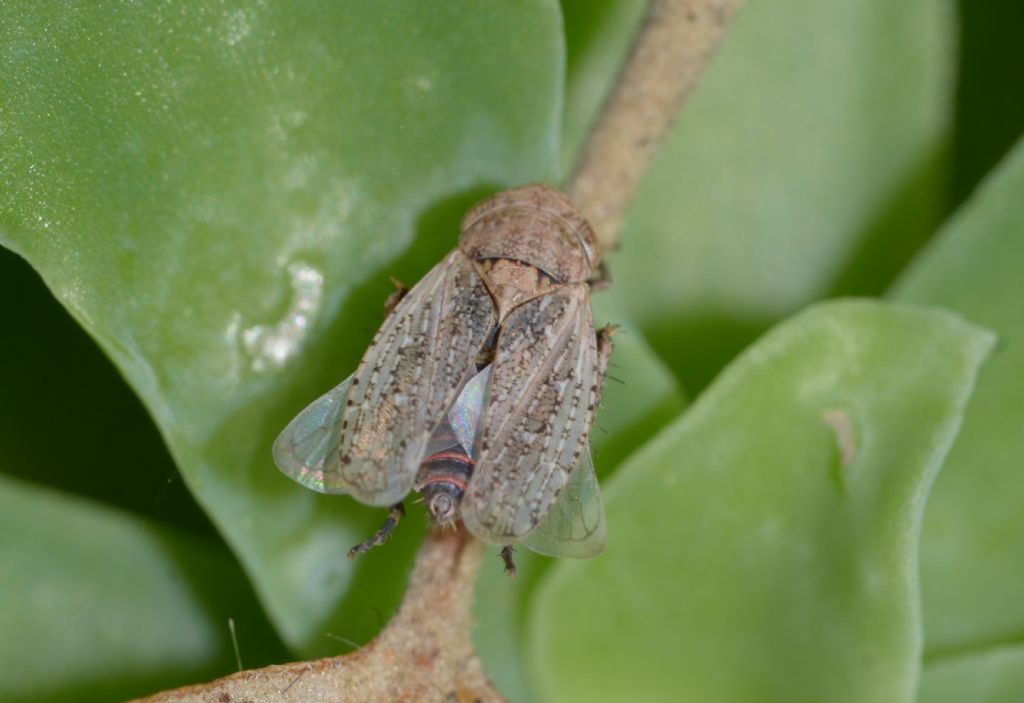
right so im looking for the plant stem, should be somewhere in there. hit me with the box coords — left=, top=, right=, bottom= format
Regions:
left=568, top=0, right=745, bottom=255
left=132, top=530, right=502, bottom=703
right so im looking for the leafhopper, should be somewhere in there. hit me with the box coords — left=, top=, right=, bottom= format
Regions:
left=274, top=185, right=613, bottom=573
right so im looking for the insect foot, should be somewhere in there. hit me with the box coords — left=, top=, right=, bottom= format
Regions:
left=589, top=260, right=613, bottom=291
left=598, top=322, right=620, bottom=348
left=348, top=502, right=405, bottom=559
left=500, top=546, right=517, bottom=580
left=382, top=275, right=410, bottom=316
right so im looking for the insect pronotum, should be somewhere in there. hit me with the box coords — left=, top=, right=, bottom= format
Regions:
left=273, top=184, right=614, bottom=575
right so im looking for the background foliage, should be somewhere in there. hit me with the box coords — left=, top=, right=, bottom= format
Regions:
left=0, top=1, right=1021, bottom=702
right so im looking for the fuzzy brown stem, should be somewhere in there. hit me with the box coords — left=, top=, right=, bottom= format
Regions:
left=567, top=0, right=745, bottom=255
left=131, top=530, right=503, bottom=703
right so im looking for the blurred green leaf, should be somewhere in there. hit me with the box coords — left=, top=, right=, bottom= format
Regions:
left=891, top=138, right=1024, bottom=656
left=0, top=474, right=284, bottom=703
left=611, top=0, right=956, bottom=392
left=474, top=291, right=687, bottom=703
left=951, top=3, right=1024, bottom=202
left=0, top=1, right=563, bottom=652
left=0, top=250, right=212, bottom=535
left=528, top=300, right=993, bottom=703
left=588, top=293, right=689, bottom=475
left=919, top=647, right=1024, bottom=703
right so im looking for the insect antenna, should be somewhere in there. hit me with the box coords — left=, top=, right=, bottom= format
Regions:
left=594, top=423, right=610, bottom=436
left=605, top=374, right=626, bottom=385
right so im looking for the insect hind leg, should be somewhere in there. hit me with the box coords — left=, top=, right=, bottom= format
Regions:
left=500, top=545, right=517, bottom=580
left=348, top=502, right=405, bottom=560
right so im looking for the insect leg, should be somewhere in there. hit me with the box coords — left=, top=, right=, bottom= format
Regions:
left=347, top=502, right=406, bottom=559
left=597, top=323, right=618, bottom=371
left=382, top=276, right=410, bottom=316
left=500, top=545, right=517, bottom=580
left=588, top=260, right=613, bottom=291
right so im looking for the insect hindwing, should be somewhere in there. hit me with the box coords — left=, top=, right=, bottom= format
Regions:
left=272, top=375, right=353, bottom=494
left=522, top=446, right=606, bottom=558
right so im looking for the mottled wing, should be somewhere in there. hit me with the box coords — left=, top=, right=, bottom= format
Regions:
left=461, top=284, right=600, bottom=542
left=522, top=445, right=606, bottom=558
left=272, top=375, right=352, bottom=494
left=337, top=250, right=495, bottom=506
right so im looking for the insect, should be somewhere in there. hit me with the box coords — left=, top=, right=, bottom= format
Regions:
left=273, top=184, right=614, bottom=575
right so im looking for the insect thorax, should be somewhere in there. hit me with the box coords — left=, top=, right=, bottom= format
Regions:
left=472, top=258, right=558, bottom=321
left=459, top=184, right=598, bottom=285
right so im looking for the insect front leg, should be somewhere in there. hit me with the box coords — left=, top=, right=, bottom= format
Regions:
left=347, top=502, right=406, bottom=559
left=588, top=261, right=613, bottom=292
left=591, top=322, right=620, bottom=412
left=596, top=323, right=618, bottom=378
left=382, top=276, right=410, bottom=316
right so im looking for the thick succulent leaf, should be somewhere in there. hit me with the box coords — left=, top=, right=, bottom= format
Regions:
left=0, top=1, right=563, bottom=651
left=610, top=0, right=956, bottom=391
left=528, top=300, right=993, bottom=703
left=474, top=290, right=686, bottom=703
left=919, top=647, right=1024, bottom=703
left=891, top=138, right=1024, bottom=655
left=0, top=475, right=284, bottom=702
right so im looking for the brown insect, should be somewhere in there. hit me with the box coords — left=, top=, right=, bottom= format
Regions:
left=273, top=185, right=614, bottom=575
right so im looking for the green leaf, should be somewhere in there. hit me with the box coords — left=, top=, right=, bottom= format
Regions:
left=610, top=0, right=956, bottom=392
left=0, top=1, right=564, bottom=651
left=528, top=300, right=993, bottom=703
left=0, top=474, right=284, bottom=702
left=919, top=647, right=1024, bottom=703
left=473, top=290, right=687, bottom=703
left=891, top=138, right=1024, bottom=656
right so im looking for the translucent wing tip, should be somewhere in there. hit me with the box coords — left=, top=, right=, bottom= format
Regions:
left=272, top=376, right=353, bottom=495
left=516, top=451, right=607, bottom=559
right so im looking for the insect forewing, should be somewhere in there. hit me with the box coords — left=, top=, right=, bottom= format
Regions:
left=461, top=284, right=601, bottom=542
left=338, top=250, right=496, bottom=506
left=272, top=375, right=352, bottom=494
left=522, top=445, right=606, bottom=558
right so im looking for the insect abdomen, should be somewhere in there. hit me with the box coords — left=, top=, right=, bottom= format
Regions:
left=415, top=421, right=474, bottom=525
